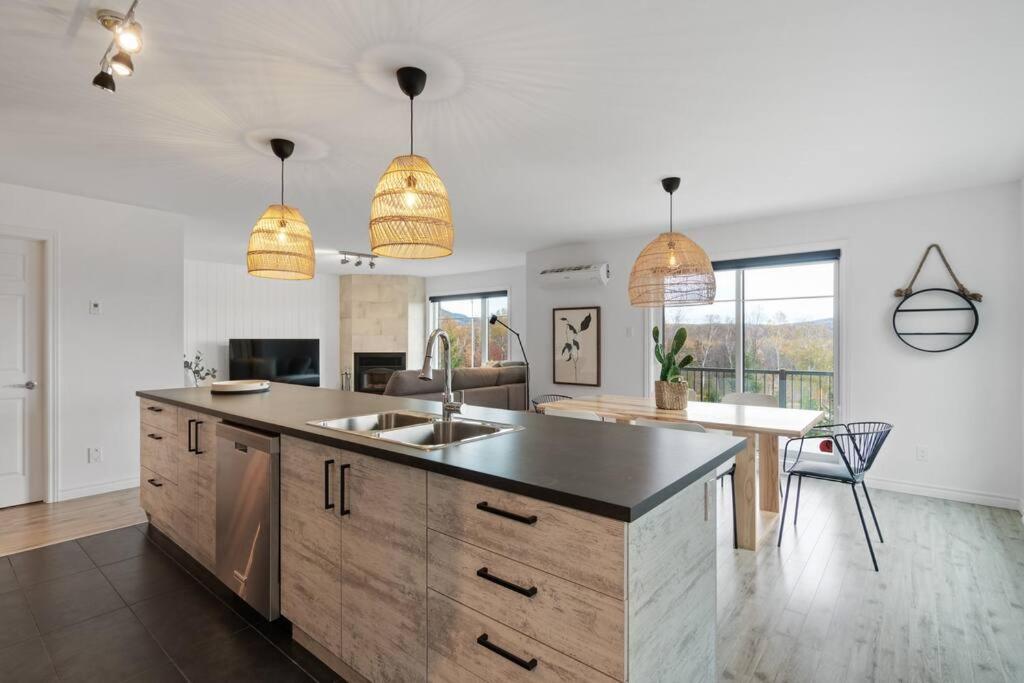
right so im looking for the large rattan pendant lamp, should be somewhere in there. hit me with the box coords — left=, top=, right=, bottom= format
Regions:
left=628, top=177, right=715, bottom=307
left=246, top=138, right=315, bottom=280
left=369, top=66, right=453, bottom=259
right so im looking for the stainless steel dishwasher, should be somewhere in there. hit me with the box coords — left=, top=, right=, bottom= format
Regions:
left=215, top=422, right=280, bottom=620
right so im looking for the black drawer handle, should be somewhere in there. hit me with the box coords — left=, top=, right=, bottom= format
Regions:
left=146, top=433, right=163, bottom=441
left=476, top=634, right=537, bottom=671
left=194, top=420, right=205, bottom=455
left=477, top=567, right=537, bottom=598
left=146, top=406, right=163, bottom=413
left=339, top=463, right=351, bottom=516
left=476, top=501, right=537, bottom=525
left=324, top=459, right=335, bottom=510
left=187, top=418, right=195, bottom=453
left=147, top=478, right=163, bottom=488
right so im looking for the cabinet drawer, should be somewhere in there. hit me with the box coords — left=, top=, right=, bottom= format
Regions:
left=141, top=426, right=178, bottom=484
left=139, top=466, right=168, bottom=519
left=428, top=531, right=624, bottom=680
left=427, top=591, right=617, bottom=683
left=427, top=474, right=625, bottom=598
left=140, top=399, right=178, bottom=434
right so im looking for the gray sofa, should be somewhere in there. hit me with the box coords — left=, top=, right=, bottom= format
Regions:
left=383, top=363, right=527, bottom=411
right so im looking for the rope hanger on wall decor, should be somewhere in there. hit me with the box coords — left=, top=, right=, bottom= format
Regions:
left=892, top=244, right=981, bottom=353
left=893, top=243, right=982, bottom=301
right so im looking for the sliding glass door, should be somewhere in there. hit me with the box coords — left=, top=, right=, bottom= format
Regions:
left=662, top=253, right=838, bottom=418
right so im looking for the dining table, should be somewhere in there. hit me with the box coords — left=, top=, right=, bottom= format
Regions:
left=535, top=394, right=825, bottom=550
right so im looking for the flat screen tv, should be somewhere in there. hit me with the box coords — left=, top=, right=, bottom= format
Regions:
left=229, top=339, right=320, bottom=387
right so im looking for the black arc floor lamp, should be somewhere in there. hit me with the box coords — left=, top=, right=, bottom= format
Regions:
left=489, top=315, right=530, bottom=410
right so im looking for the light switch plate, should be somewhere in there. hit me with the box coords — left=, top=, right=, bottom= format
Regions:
left=88, top=447, right=102, bottom=463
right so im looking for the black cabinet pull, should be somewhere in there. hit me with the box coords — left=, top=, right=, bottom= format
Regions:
left=476, top=501, right=537, bottom=525
left=147, top=478, right=163, bottom=488
left=146, top=406, right=163, bottom=413
left=194, top=420, right=205, bottom=455
left=146, top=433, right=163, bottom=441
left=324, top=459, right=335, bottom=510
left=187, top=419, right=195, bottom=453
left=339, top=463, right=351, bottom=516
left=476, top=634, right=537, bottom=671
left=476, top=567, right=537, bottom=598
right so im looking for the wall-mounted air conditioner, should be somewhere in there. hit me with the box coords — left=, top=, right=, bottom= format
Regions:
left=538, top=263, right=611, bottom=289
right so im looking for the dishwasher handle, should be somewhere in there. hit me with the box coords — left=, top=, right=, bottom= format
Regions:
left=215, top=422, right=280, bottom=454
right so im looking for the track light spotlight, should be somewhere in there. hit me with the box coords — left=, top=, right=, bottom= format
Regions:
left=92, top=67, right=116, bottom=93
left=369, top=258, right=376, bottom=270
left=116, top=20, right=143, bottom=53
left=110, top=51, right=133, bottom=76
left=340, top=254, right=350, bottom=265
left=355, top=258, right=363, bottom=267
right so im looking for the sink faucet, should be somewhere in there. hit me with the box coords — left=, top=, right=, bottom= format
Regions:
left=420, top=328, right=462, bottom=422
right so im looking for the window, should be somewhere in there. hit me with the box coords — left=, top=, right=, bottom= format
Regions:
left=428, top=291, right=510, bottom=368
left=661, top=251, right=838, bottom=419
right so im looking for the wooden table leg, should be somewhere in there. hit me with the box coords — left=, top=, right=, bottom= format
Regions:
left=733, top=433, right=757, bottom=550
left=759, top=432, right=780, bottom=513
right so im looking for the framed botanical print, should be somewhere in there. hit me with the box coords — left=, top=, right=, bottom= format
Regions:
left=552, top=306, right=600, bottom=386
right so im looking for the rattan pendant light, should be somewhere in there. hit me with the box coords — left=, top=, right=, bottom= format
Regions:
left=369, top=66, right=453, bottom=259
left=246, top=138, right=315, bottom=280
left=628, top=177, right=715, bottom=307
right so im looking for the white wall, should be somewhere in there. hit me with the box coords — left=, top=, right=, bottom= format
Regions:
left=184, top=260, right=340, bottom=389
left=527, top=182, right=1023, bottom=509
left=0, top=182, right=184, bottom=501
left=424, top=267, right=528, bottom=363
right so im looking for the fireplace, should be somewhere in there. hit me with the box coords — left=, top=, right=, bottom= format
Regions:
left=354, top=352, right=407, bottom=394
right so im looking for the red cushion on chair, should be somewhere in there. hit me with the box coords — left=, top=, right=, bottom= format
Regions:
left=820, top=439, right=833, bottom=453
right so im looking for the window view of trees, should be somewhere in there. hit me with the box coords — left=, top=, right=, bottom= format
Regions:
left=431, top=294, right=510, bottom=368
left=664, top=261, right=837, bottom=418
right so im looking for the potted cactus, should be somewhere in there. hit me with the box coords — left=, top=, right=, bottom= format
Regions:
left=652, top=325, right=694, bottom=410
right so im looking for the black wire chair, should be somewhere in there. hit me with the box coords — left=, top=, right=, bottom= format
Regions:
left=777, top=422, right=893, bottom=571
left=531, top=394, right=572, bottom=412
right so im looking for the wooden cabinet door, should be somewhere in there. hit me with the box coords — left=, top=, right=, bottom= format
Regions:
left=280, top=437, right=342, bottom=658
left=189, top=411, right=218, bottom=569
left=341, top=450, right=427, bottom=682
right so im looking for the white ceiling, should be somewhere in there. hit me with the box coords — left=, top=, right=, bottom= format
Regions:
left=2, top=1, right=1024, bottom=276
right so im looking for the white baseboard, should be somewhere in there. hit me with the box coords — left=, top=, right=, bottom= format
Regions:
left=59, top=476, right=138, bottom=502
left=865, top=475, right=1019, bottom=510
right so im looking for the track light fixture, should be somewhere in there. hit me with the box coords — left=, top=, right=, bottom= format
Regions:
left=92, top=1, right=142, bottom=93
left=335, top=250, right=377, bottom=269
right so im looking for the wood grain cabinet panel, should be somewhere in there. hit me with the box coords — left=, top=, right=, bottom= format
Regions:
left=427, top=590, right=617, bottom=683
left=140, top=398, right=178, bottom=434
left=140, top=426, right=177, bottom=484
left=177, top=410, right=218, bottom=569
left=427, top=473, right=626, bottom=599
left=427, top=530, right=625, bottom=681
left=341, top=450, right=427, bottom=683
left=280, top=436, right=342, bottom=658
left=139, top=466, right=166, bottom=519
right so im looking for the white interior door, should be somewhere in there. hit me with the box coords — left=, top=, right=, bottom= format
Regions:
left=0, top=237, right=44, bottom=507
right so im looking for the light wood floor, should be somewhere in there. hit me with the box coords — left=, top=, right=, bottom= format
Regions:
left=716, top=477, right=1024, bottom=682
left=0, top=487, right=146, bottom=557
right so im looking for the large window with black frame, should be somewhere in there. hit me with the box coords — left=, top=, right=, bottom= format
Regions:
left=429, top=291, right=510, bottom=368
left=662, top=251, right=839, bottom=419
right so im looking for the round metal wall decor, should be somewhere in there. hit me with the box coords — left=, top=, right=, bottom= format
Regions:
left=892, top=288, right=979, bottom=353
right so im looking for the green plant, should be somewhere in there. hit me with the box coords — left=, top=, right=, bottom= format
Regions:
left=183, top=351, right=217, bottom=387
left=653, top=325, right=694, bottom=383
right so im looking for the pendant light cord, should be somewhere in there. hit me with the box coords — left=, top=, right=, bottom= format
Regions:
left=669, top=193, right=674, bottom=233
left=280, top=157, right=285, bottom=205
left=409, top=96, right=414, bottom=156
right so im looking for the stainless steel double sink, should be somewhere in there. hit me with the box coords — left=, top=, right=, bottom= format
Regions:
left=307, top=410, right=522, bottom=451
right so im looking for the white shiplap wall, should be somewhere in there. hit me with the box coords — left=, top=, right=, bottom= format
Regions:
left=184, top=260, right=340, bottom=388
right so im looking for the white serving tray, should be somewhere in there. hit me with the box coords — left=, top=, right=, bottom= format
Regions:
left=210, top=379, right=271, bottom=394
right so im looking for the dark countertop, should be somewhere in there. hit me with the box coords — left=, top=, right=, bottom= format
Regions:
left=137, top=383, right=746, bottom=522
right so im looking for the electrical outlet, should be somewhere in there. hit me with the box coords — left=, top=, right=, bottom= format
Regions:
left=88, top=447, right=102, bottom=464
left=89, top=300, right=102, bottom=315
left=915, top=445, right=929, bottom=462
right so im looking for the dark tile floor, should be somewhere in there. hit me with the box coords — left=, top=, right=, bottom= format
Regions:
left=0, top=524, right=343, bottom=683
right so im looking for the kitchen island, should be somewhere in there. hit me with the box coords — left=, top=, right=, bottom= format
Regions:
left=136, top=382, right=745, bottom=682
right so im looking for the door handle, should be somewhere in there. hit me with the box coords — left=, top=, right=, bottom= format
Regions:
left=187, top=419, right=195, bottom=453
left=194, top=420, right=205, bottom=455
left=5, top=381, right=36, bottom=390
left=338, top=463, right=351, bottom=516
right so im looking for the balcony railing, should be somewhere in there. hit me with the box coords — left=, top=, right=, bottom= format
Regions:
left=680, top=367, right=834, bottom=418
